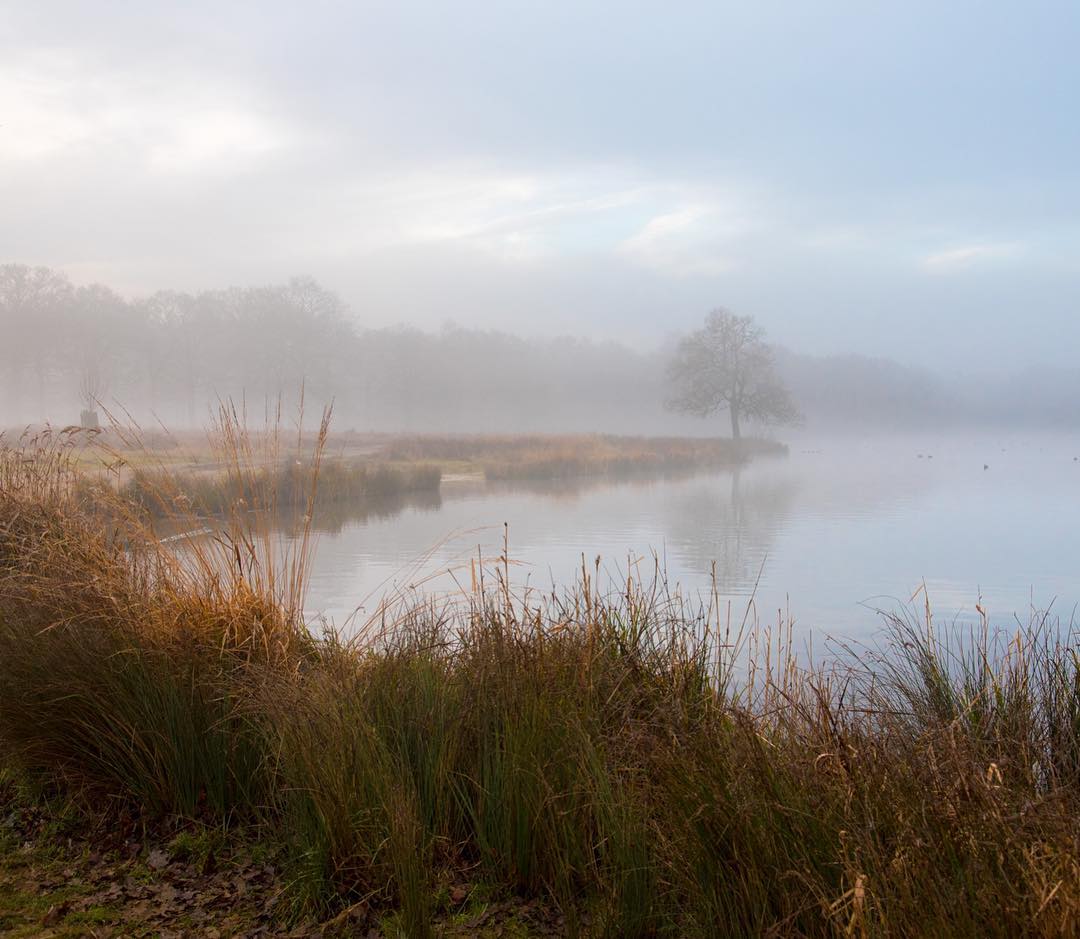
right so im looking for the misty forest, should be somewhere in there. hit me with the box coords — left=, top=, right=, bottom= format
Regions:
left=3, top=2, right=1080, bottom=937
left=5, top=263, right=1080, bottom=435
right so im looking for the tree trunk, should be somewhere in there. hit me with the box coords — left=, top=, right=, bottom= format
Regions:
left=730, top=406, right=741, bottom=440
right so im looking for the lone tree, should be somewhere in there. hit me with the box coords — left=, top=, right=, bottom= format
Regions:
left=666, top=309, right=800, bottom=439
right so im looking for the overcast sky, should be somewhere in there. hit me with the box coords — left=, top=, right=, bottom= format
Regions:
left=3, top=1, right=1078, bottom=368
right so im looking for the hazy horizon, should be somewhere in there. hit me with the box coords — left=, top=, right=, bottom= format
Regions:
left=5, top=262, right=1080, bottom=435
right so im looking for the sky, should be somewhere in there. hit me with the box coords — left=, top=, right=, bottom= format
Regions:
left=2, top=1, right=1078, bottom=369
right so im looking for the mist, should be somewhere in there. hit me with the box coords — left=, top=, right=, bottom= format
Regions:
left=3, top=263, right=1079, bottom=437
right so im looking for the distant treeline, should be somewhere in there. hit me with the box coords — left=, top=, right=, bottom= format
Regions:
left=1, top=263, right=1076, bottom=432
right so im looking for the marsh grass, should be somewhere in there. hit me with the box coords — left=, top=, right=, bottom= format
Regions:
left=381, top=433, right=785, bottom=481
left=0, top=416, right=318, bottom=818
left=0, top=421, right=1078, bottom=936
left=119, top=457, right=441, bottom=521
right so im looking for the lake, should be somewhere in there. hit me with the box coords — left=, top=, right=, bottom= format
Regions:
left=300, top=431, right=1080, bottom=643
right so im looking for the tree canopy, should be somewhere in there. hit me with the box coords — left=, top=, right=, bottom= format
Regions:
left=665, top=309, right=800, bottom=438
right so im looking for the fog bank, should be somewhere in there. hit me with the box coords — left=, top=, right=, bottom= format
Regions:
left=2, top=264, right=1078, bottom=436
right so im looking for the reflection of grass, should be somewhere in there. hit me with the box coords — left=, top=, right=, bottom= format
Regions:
left=3, top=423, right=1080, bottom=935
left=382, top=433, right=785, bottom=481
left=119, top=459, right=441, bottom=521
left=275, top=486, right=443, bottom=535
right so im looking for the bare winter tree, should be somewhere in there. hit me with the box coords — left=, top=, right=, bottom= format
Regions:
left=665, top=309, right=800, bottom=439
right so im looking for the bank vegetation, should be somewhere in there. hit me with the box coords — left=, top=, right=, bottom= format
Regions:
left=0, top=420, right=1077, bottom=936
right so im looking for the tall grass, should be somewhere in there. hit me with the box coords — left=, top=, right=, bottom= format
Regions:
left=0, top=419, right=316, bottom=817
left=0, top=422, right=1078, bottom=935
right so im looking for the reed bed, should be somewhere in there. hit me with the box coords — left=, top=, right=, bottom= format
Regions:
left=119, top=458, right=441, bottom=521
left=0, top=423, right=1078, bottom=936
left=381, top=433, right=786, bottom=481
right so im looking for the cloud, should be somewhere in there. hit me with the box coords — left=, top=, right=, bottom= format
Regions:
left=0, top=53, right=289, bottom=175
left=325, top=167, right=747, bottom=270
left=618, top=202, right=750, bottom=277
left=623, top=207, right=705, bottom=247
left=921, top=242, right=1023, bottom=272
left=320, top=167, right=643, bottom=266
left=147, top=108, right=285, bottom=174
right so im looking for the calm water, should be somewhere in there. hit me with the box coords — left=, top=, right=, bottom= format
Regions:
left=300, top=432, right=1080, bottom=642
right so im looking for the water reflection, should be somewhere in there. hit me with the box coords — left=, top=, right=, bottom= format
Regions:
left=301, top=488, right=443, bottom=534
left=297, top=433, right=1080, bottom=641
left=663, top=467, right=799, bottom=594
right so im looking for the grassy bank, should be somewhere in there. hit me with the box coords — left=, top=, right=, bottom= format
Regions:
left=380, top=433, right=785, bottom=481
left=1, top=425, right=1078, bottom=936
left=119, top=458, right=441, bottom=521
left=61, top=431, right=778, bottom=520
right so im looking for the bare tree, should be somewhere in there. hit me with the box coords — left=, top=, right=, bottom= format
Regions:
left=665, top=309, right=800, bottom=439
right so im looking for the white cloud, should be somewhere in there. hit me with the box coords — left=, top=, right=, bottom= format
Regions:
left=147, top=108, right=284, bottom=173
left=0, top=54, right=288, bottom=174
left=921, top=242, right=1022, bottom=272
left=618, top=201, right=750, bottom=277
left=328, top=166, right=655, bottom=264
left=623, top=206, right=705, bottom=248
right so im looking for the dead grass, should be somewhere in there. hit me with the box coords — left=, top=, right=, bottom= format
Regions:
left=380, top=433, right=785, bottom=481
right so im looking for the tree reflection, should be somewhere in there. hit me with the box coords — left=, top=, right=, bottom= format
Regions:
left=664, top=465, right=800, bottom=594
